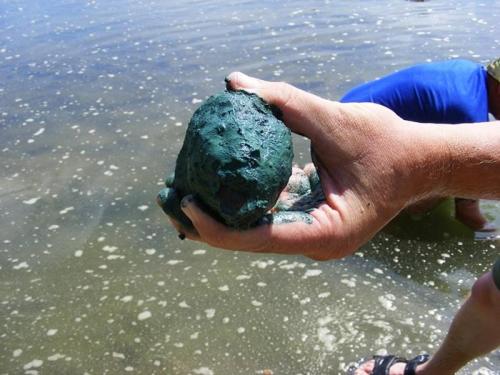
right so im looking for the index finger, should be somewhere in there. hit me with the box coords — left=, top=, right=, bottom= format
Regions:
left=225, top=72, right=333, bottom=143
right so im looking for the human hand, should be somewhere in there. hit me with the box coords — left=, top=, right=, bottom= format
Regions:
left=171, top=73, right=444, bottom=259
left=161, top=163, right=325, bottom=238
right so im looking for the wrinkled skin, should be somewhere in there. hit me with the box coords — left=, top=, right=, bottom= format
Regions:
left=163, top=73, right=423, bottom=260
left=162, top=72, right=498, bottom=260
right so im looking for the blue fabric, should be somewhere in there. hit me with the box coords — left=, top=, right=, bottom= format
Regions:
left=340, top=60, right=489, bottom=124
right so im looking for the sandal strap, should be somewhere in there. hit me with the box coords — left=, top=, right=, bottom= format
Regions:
left=404, top=354, right=430, bottom=375
left=372, top=355, right=406, bottom=375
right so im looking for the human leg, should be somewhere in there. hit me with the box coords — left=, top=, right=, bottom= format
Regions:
left=352, top=259, right=500, bottom=375
left=454, top=198, right=495, bottom=231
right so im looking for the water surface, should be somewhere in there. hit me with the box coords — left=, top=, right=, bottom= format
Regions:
left=1, top=0, right=499, bottom=374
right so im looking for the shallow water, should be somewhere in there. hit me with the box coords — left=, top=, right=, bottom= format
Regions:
left=1, top=0, right=499, bottom=374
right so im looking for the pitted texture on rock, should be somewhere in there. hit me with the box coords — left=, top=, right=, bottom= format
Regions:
left=159, top=91, right=293, bottom=229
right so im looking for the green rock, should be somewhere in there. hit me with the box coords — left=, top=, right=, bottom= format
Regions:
left=158, top=90, right=293, bottom=229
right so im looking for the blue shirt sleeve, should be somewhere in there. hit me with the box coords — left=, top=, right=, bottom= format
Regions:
left=340, top=60, right=489, bottom=124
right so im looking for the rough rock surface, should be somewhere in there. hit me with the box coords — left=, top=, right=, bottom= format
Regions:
left=158, top=90, right=293, bottom=229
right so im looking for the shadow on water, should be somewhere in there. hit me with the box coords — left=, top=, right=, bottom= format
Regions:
left=370, top=199, right=499, bottom=292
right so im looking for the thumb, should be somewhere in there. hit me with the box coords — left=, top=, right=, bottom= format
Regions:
left=225, top=72, right=333, bottom=142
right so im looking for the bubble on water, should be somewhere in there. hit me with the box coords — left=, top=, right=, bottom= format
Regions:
left=205, top=309, right=215, bottom=319
left=47, top=353, right=65, bottom=361
left=378, top=294, right=397, bottom=311
left=33, top=128, right=45, bottom=136
left=167, top=260, right=182, bottom=265
left=251, top=259, right=274, bottom=269
left=46, top=329, right=58, bottom=336
left=121, top=295, right=133, bottom=303
left=137, top=310, right=152, bottom=320
left=59, top=206, right=74, bottom=215
left=472, top=368, right=496, bottom=375
left=341, top=278, right=356, bottom=288
left=193, top=367, right=214, bottom=375
left=236, top=274, right=251, bottom=280
left=303, top=269, right=322, bottom=279
left=13, top=262, right=29, bottom=270
left=102, top=245, right=117, bottom=252
left=22, top=197, right=40, bottom=205
left=23, top=359, right=43, bottom=370
left=317, top=326, right=336, bottom=352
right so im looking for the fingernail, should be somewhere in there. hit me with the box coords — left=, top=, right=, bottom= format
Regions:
left=181, top=195, right=194, bottom=209
left=178, top=233, right=186, bottom=240
left=225, top=74, right=236, bottom=91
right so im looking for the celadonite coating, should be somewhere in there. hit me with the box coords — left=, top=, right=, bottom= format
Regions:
left=158, top=90, right=293, bottom=229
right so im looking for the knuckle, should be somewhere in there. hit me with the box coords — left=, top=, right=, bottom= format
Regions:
left=231, top=72, right=245, bottom=88
left=274, top=82, right=296, bottom=108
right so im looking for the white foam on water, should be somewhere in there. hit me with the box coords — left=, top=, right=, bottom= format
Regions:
left=59, top=206, right=74, bottom=215
left=46, top=329, right=58, bottom=336
left=303, top=269, right=322, bottom=279
left=23, top=197, right=40, bottom=205
left=378, top=294, right=397, bottom=311
left=13, top=261, right=29, bottom=270
left=167, top=259, right=182, bottom=265
left=138, top=310, right=152, bottom=320
left=102, top=245, right=117, bottom=252
left=33, top=128, right=45, bottom=136
left=193, top=367, right=214, bottom=375
left=23, top=359, right=43, bottom=370
left=47, top=353, right=65, bottom=361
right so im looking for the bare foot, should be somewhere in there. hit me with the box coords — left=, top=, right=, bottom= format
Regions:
left=455, top=198, right=496, bottom=232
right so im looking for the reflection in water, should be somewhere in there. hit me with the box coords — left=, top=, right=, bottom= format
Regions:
left=1, top=0, right=499, bottom=374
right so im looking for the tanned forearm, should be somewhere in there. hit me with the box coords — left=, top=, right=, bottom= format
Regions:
left=408, top=121, right=500, bottom=201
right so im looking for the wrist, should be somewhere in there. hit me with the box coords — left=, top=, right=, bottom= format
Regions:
left=397, top=121, right=452, bottom=204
